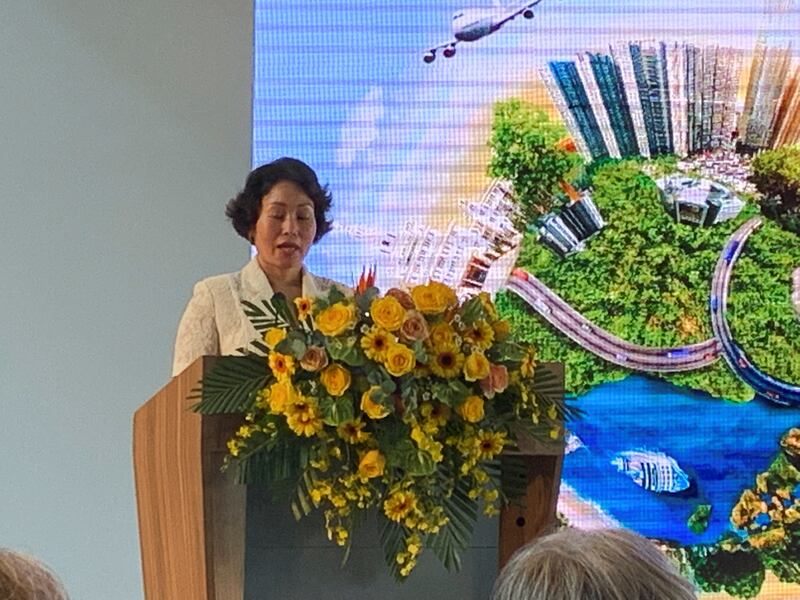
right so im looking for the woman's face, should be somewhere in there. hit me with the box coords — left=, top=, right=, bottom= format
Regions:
left=250, top=180, right=317, bottom=274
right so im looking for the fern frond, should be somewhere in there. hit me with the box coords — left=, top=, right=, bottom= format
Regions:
left=429, top=472, right=477, bottom=572
left=191, top=354, right=270, bottom=414
left=380, top=518, right=407, bottom=581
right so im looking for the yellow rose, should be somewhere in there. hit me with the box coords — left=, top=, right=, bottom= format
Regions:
left=457, top=395, right=485, bottom=423
left=267, top=380, right=296, bottom=414
left=263, top=327, right=287, bottom=350
left=370, top=296, right=406, bottom=332
left=358, top=449, right=386, bottom=479
left=384, top=343, right=416, bottom=377
left=428, top=322, right=456, bottom=348
left=320, top=363, right=351, bottom=397
left=361, top=387, right=391, bottom=419
left=428, top=281, right=458, bottom=308
left=410, top=283, right=449, bottom=315
left=463, top=352, right=490, bottom=382
left=315, top=301, right=356, bottom=337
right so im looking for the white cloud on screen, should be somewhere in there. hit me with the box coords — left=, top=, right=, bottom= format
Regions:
left=335, top=86, right=385, bottom=167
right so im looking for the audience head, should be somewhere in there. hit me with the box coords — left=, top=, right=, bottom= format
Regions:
left=225, top=157, right=333, bottom=245
left=492, top=527, right=696, bottom=600
left=0, top=548, right=69, bottom=600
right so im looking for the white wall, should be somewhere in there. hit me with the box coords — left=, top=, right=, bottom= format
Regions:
left=0, top=3, right=252, bottom=598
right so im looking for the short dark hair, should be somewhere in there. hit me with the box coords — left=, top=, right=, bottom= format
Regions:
left=225, top=157, right=333, bottom=243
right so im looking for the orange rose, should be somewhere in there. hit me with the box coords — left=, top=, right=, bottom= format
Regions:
left=358, top=449, right=386, bottom=479
left=315, top=302, right=356, bottom=337
left=457, top=395, right=485, bottom=423
left=263, top=327, right=287, bottom=350
left=463, top=352, right=491, bottom=382
left=410, top=283, right=449, bottom=315
left=370, top=296, right=406, bottom=332
left=361, top=387, right=391, bottom=419
left=384, top=343, right=416, bottom=377
left=320, top=363, right=351, bottom=397
left=266, top=380, right=295, bottom=414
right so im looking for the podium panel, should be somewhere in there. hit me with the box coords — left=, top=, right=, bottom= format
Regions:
left=243, top=488, right=498, bottom=600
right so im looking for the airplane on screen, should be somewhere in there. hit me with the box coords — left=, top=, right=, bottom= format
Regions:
left=423, top=0, right=547, bottom=63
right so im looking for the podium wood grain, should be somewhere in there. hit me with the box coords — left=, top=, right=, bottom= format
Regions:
left=133, top=357, right=246, bottom=600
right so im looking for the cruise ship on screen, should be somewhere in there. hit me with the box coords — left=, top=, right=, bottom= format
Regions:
left=611, top=449, right=691, bottom=494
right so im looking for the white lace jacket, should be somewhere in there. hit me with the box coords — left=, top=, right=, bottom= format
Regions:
left=172, top=258, right=346, bottom=376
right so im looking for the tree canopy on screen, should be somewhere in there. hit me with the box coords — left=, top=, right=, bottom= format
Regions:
left=493, top=150, right=800, bottom=400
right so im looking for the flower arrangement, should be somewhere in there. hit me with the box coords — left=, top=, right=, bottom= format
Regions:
left=194, top=277, right=569, bottom=579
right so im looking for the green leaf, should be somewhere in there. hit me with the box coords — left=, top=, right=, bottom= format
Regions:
left=276, top=330, right=308, bottom=359
left=380, top=517, right=407, bottom=581
left=428, top=470, right=477, bottom=572
left=242, top=299, right=289, bottom=332
left=497, top=455, right=530, bottom=503
left=459, top=296, right=485, bottom=325
left=488, top=341, right=527, bottom=363
left=190, top=354, right=270, bottom=414
left=327, top=286, right=346, bottom=305
left=320, top=394, right=355, bottom=426
left=356, top=287, right=380, bottom=314
left=325, top=336, right=366, bottom=367
left=431, top=380, right=471, bottom=407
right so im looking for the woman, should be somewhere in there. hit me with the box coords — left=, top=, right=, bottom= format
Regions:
left=172, top=157, right=347, bottom=376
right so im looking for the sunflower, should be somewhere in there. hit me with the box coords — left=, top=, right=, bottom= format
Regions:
left=360, top=326, right=396, bottom=361
left=337, top=418, right=370, bottom=444
left=268, top=351, right=295, bottom=380
left=475, top=429, right=507, bottom=460
left=420, top=401, right=450, bottom=429
left=285, top=397, right=323, bottom=437
left=429, top=343, right=465, bottom=379
left=294, top=296, right=314, bottom=320
left=383, top=490, right=418, bottom=522
left=463, top=320, right=494, bottom=350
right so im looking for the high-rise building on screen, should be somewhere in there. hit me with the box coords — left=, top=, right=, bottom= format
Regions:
left=544, top=41, right=741, bottom=162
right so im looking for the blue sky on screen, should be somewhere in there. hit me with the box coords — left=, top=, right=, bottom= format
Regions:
left=253, top=0, right=796, bottom=284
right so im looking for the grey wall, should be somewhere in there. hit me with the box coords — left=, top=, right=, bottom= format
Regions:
left=0, top=3, right=252, bottom=598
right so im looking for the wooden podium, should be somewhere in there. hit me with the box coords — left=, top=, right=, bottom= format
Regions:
left=133, top=357, right=564, bottom=600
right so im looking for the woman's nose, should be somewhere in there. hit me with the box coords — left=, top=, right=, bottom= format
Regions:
left=282, top=215, right=300, bottom=234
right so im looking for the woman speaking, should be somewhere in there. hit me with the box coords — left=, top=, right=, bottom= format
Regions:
left=172, top=157, right=347, bottom=376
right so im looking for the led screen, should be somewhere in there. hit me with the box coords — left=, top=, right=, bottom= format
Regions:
left=253, top=1, right=800, bottom=597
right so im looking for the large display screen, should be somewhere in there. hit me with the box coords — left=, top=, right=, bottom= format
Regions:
left=254, top=1, right=800, bottom=597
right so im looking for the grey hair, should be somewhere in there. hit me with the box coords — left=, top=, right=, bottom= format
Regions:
left=0, top=549, right=69, bottom=600
left=492, top=528, right=696, bottom=600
